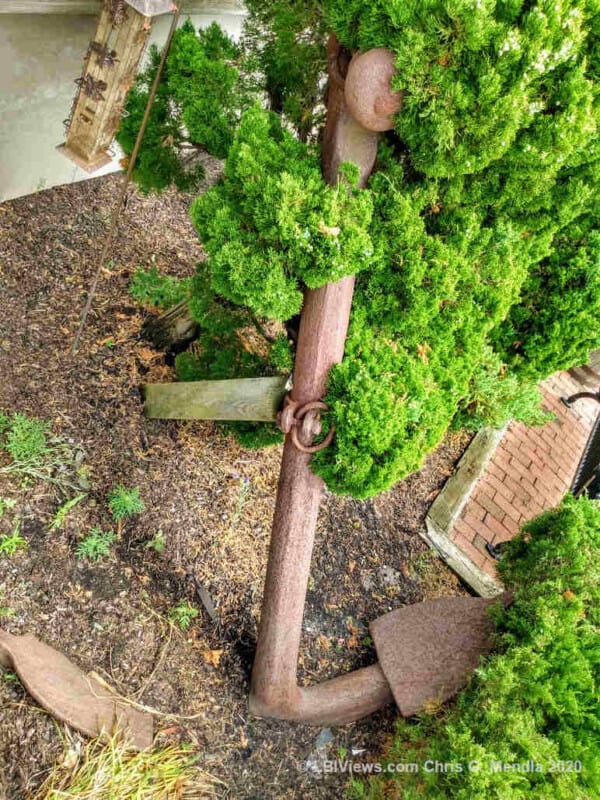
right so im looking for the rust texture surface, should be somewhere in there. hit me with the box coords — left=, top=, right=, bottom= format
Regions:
left=370, top=596, right=502, bottom=717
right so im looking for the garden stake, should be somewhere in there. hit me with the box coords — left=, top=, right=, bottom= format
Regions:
left=250, top=38, right=508, bottom=725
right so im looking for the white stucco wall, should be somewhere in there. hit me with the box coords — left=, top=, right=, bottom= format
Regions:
left=0, top=11, right=244, bottom=202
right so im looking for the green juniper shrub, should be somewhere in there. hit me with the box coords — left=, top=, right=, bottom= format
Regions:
left=129, top=266, right=191, bottom=310
left=116, top=21, right=250, bottom=193
left=242, top=0, right=328, bottom=141
left=494, top=219, right=600, bottom=380
left=190, top=106, right=375, bottom=321
left=453, top=346, right=553, bottom=432
left=350, top=495, right=600, bottom=800
left=107, top=485, right=145, bottom=522
left=175, top=268, right=288, bottom=448
left=125, top=3, right=600, bottom=498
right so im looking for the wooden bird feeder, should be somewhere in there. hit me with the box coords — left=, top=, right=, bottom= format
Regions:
left=58, top=0, right=173, bottom=171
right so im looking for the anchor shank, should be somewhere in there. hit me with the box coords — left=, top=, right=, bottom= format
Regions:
left=250, top=36, right=395, bottom=721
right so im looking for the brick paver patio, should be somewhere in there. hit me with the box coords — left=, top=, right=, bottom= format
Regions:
left=448, top=370, right=599, bottom=581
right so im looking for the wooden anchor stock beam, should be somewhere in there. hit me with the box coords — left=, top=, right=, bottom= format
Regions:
left=143, top=375, right=290, bottom=422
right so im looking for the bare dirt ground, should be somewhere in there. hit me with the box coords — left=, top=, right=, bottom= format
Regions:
left=0, top=172, right=469, bottom=799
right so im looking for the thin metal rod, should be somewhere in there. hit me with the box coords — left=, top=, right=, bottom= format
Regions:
left=71, top=3, right=182, bottom=354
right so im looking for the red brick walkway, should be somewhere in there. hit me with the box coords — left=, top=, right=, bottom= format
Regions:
left=448, top=371, right=599, bottom=580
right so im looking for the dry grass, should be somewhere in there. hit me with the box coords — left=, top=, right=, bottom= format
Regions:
left=31, top=731, right=223, bottom=800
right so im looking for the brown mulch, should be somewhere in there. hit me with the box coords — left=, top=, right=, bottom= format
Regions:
left=0, top=171, right=469, bottom=800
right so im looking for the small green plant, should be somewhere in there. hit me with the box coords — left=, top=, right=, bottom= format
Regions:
left=168, top=601, right=199, bottom=631
left=108, top=485, right=145, bottom=522
left=0, top=498, right=16, bottom=517
left=1, top=671, right=20, bottom=685
left=2, top=413, right=50, bottom=463
left=0, top=411, right=80, bottom=494
left=145, top=529, right=166, bottom=554
left=0, top=522, right=27, bottom=557
left=49, top=493, right=87, bottom=532
left=75, top=527, right=116, bottom=562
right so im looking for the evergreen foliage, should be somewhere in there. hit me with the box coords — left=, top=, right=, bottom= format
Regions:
left=116, top=21, right=247, bottom=193
left=242, top=0, right=328, bottom=140
left=107, top=485, right=145, bottom=521
left=174, top=263, right=289, bottom=449
left=453, top=346, right=553, bottom=432
left=350, top=495, right=600, bottom=800
left=494, top=219, right=600, bottom=379
left=190, top=105, right=375, bottom=321
left=129, top=265, right=191, bottom=310
left=122, top=4, right=600, bottom=497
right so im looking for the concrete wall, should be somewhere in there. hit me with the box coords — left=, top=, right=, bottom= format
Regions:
left=0, top=11, right=244, bottom=202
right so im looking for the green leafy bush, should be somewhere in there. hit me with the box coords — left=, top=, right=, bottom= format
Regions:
left=129, top=266, right=191, bottom=310
left=453, top=346, right=553, bottom=432
left=494, top=220, right=600, bottom=380
left=116, top=21, right=249, bottom=193
left=351, top=495, right=600, bottom=800
left=242, top=0, right=327, bottom=141
left=107, top=485, right=145, bottom=521
left=190, top=106, right=375, bottom=321
left=126, top=4, right=600, bottom=498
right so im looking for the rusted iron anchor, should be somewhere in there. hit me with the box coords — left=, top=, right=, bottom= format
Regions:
left=250, top=39, right=506, bottom=725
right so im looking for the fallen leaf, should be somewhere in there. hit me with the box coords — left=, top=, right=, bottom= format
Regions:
left=203, top=649, right=224, bottom=667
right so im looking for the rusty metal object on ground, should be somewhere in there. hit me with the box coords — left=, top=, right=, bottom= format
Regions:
left=371, top=595, right=510, bottom=717
left=250, top=35, right=502, bottom=726
left=0, top=629, right=153, bottom=749
left=250, top=36, right=397, bottom=724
